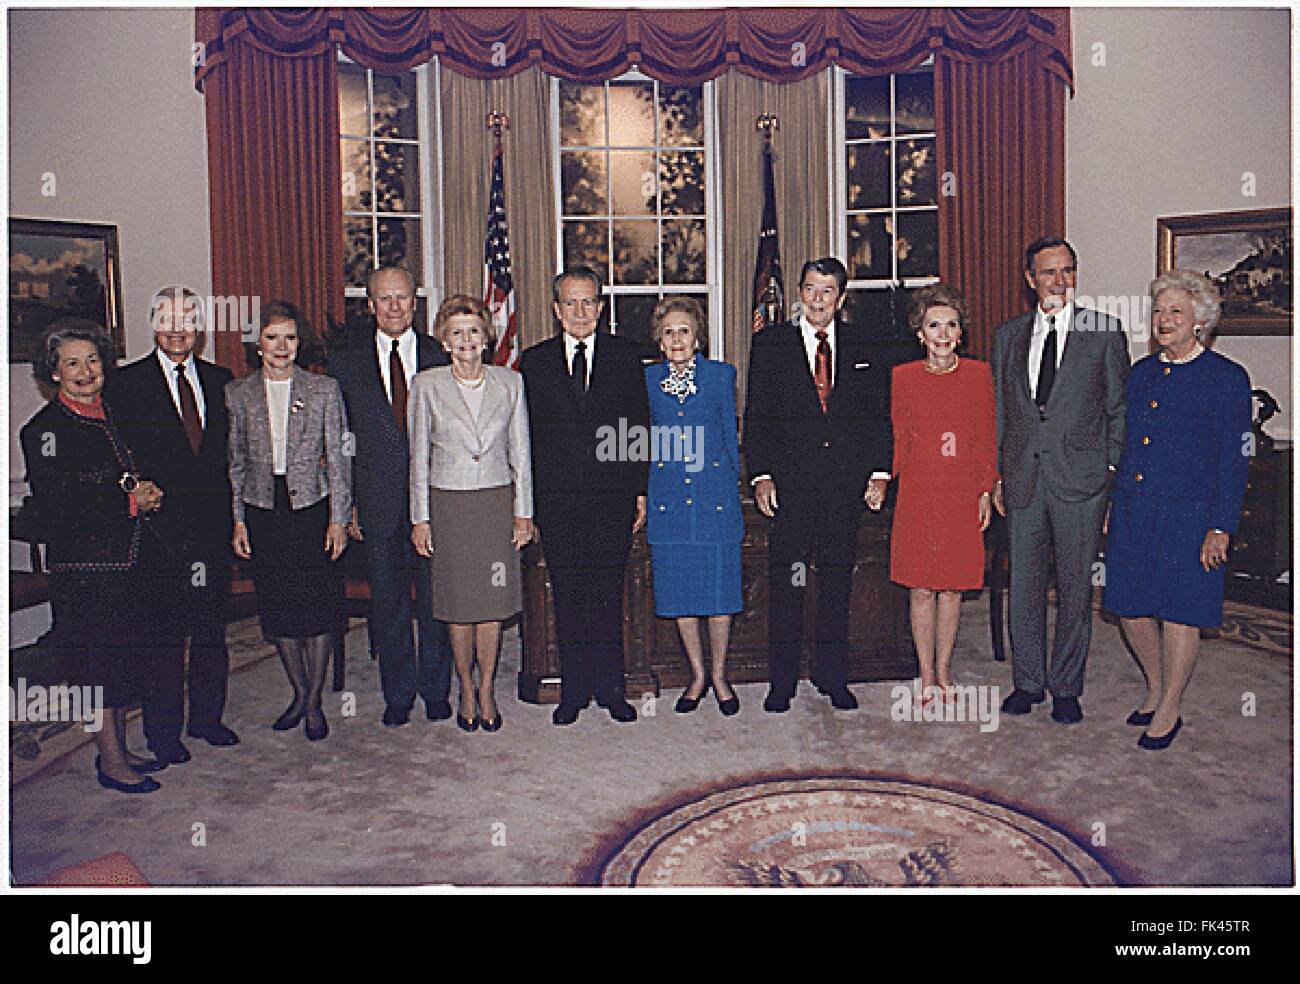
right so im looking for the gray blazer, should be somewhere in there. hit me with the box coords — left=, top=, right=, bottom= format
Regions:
left=991, top=306, right=1130, bottom=509
left=408, top=365, right=533, bottom=523
left=226, top=366, right=352, bottom=525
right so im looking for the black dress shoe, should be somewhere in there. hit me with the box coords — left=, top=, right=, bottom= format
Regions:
left=1050, top=696, right=1083, bottom=724
left=382, top=705, right=411, bottom=727
left=714, top=685, right=740, bottom=717
left=552, top=703, right=581, bottom=726
left=424, top=699, right=453, bottom=721
left=675, top=680, right=709, bottom=714
left=1138, top=717, right=1182, bottom=750
left=605, top=698, right=637, bottom=723
left=1126, top=709, right=1156, bottom=727
left=1000, top=689, right=1045, bottom=715
left=763, top=690, right=792, bottom=714
left=149, top=742, right=192, bottom=765
left=480, top=712, right=503, bottom=732
left=304, top=713, right=329, bottom=741
left=815, top=682, right=858, bottom=710
left=272, top=703, right=305, bottom=731
left=96, top=761, right=160, bottom=794
left=187, top=723, right=240, bottom=746
left=457, top=713, right=480, bottom=732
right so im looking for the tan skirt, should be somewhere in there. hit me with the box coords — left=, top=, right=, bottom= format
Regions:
left=427, top=485, right=522, bottom=623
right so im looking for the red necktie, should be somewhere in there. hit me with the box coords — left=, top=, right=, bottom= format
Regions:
left=175, top=363, right=202, bottom=454
left=814, top=330, right=832, bottom=414
left=390, top=339, right=408, bottom=430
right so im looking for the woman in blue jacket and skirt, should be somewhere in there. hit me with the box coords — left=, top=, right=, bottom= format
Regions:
left=645, top=298, right=743, bottom=716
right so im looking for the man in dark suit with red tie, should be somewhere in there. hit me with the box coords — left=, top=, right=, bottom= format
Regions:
left=743, top=257, right=894, bottom=713
left=521, top=267, right=650, bottom=726
left=112, top=286, right=239, bottom=764
left=328, top=266, right=452, bottom=727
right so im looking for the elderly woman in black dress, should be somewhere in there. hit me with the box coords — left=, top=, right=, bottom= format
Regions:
left=20, top=320, right=169, bottom=792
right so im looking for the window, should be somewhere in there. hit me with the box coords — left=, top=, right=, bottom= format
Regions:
left=553, top=75, right=720, bottom=358
left=830, top=63, right=938, bottom=336
left=339, top=57, right=439, bottom=328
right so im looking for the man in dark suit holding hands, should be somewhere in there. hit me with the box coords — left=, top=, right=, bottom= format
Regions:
left=991, top=237, right=1129, bottom=723
left=329, top=266, right=452, bottom=727
left=112, top=285, right=239, bottom=763
left=743, top=257, right=894, bottom=713
left=521, top=267, right=649, bottom=726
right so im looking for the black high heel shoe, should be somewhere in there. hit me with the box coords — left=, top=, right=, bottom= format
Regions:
left=272, top=702, right=305, bottom=731
left=457, top=709, right=480, bottom=732
left=714, top=683, right=740, bottom=717
left=480, top=712, right=503, bottom=732
left=95, top=758, right=160, bottom=794
left=1126, top=708, right=1155, bottom=727
left=1138, top=717, right=1182, bottom=750
left=675, top=680, right=709, bottom=714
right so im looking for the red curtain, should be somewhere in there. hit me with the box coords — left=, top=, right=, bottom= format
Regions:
left=936, top=51, right=1067, bottom=358
left=202, top=34, right=342, bottom=374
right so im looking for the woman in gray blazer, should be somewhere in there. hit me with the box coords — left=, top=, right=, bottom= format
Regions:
left=410, top=295, right=533, bottom=733
left=227, top=301, right=351, bottom=741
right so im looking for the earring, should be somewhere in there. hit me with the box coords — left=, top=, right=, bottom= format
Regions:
left=1194, top=325, right=1202, bottom=337
left=917, top=333, right=925, bottom=345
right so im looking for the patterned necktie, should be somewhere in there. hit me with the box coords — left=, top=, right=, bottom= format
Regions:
left=1036, top=315, right=1057, bottom=409
left=390, top=339, right=408, bottom=430
left=572, top=340, right=588, bottom=411
left=814, top=329, right=832, bottom=414
left=175, top=362, right=202, bottom=454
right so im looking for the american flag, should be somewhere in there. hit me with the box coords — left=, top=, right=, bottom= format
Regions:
left=484, top=145, right=519, bottom=369
left=751, top=140, right=785, bottom=333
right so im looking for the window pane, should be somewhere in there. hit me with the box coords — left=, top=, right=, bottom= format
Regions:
left=339, top=62, right=368, bottom=137
left=845, top=75, right=890, bottom=140
left=377, top=217, right=422, bottom=279
left=612, top=221, right=658, bottom=285
left=847, top=213, right=893, bottom=280
left=841, top=287, right=913, bottom=342
left=559, top=82, right=606, bottom=146
left=608, top=82, right=655, bottom=147
left=343, top=295, right=373, bottom=335
left=374, top=142, right=420, bottom=213
left=659, top=86, right=704, bottom=146
left=610, top=293, right=660, bottom=360
left=610, top=151, right=657, bottom=216
left=660, top=151, right=705, bottom=215
left=896, top=139, right=936, bottom=206
left=561, top=151, right=608, bottom=216
left=847, top=143, right=892, bottom=210
left=896, top=68, right=935, bottom=134
left=896, top=210, right=938, bottom=279
left=562, top=221, right=609, bottom=279
left=343, top=216, right=374, bottom=289
left=372, top=73, right=418, bottom=140
left=662, top=220, right=707, bottom=285
left=341, top=139, right=372, bottom=211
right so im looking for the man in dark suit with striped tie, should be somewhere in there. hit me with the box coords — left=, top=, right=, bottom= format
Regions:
left=112, top=286, right=239, bottom=764
left=329, top=267, right=452, bottom=728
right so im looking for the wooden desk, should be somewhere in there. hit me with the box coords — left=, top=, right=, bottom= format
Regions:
left=518, top=500, right=918, bottom=703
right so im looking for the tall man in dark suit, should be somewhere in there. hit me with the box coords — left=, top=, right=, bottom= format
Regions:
left=521, top=267, right=649, bottom=726
left=328, top=266, right=452, bottom=727
left=112, top=285, right=239, bottom=764
left=743, top=257, right=894, bottom=713
left=991, top=237, right=1129, bottom=723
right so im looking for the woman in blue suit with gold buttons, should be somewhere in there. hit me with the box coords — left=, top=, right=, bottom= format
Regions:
left=1103, top=270, right=1251, bottom=749
left=645, top=297, right=743, bottom=716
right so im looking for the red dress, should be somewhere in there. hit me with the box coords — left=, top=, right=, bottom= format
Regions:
left=889, top=358, right=997, bottom=590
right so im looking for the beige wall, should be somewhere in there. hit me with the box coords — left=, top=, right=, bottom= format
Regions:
left=8, top=6, right=211, bottom=505
left=1066, top=6, right=1293, bottom=440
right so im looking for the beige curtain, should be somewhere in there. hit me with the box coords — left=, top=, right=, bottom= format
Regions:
left=718, top=69, right=830, bottom=406
left=439, top=64, right=557, bottom=351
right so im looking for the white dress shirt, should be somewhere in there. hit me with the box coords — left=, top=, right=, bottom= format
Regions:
left=1027, top=301, right=1073, bottom=401
left=563, top=330, right=596, bottom=389
left=265, top=377, right=292, bottom=476
left=156, top=348, right=206, bottom=427
left=375, top=327, right=419, bottom=403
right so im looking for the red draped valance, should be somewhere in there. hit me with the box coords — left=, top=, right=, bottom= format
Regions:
left=195, top=7, right=1073, bottom=89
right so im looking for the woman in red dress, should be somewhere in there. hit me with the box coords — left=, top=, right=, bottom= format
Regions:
left=874, top=285, right=996, bottom=708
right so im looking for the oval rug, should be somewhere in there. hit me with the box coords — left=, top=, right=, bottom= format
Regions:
left=595, top=775, right=1117, bottom=887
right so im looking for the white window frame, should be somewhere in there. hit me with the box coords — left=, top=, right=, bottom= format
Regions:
left=339, top=54, right=442, bottom=314
left=828, top=61, right=940, bottom=293
left=550, top=71, right=723, bottom=358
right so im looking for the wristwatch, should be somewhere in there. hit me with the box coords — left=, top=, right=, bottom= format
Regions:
left=119, top=472, right=140, bottom=494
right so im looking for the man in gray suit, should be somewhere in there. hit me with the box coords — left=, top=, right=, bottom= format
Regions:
left=991, top=237, right=1129, bottom=723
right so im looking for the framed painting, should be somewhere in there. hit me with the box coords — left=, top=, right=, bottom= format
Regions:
left=8, top=218, right=125, bottom=364
left=1156, top=207, right=1292, bottom=336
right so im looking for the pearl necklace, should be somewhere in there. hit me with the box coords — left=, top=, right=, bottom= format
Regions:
left=1159, top=342, right=1204, bottom=365
left=924, top=355, right=960, bottom=375
left=452, top=367, right=485, bottom=388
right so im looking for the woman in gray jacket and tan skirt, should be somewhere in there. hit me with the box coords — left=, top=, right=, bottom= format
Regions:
left=227, top=301, right=351, bottom=741
left=410, top=296, right=533, bottom=733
